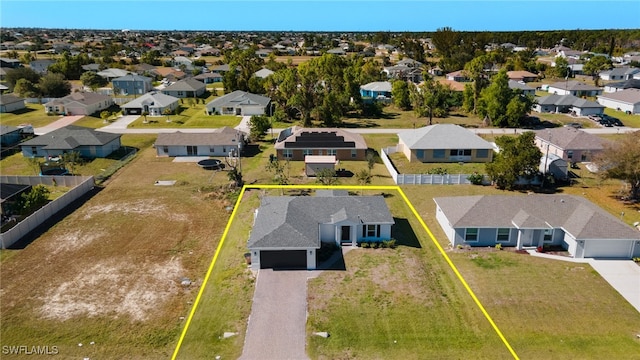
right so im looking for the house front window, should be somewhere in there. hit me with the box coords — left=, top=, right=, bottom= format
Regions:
left=363, top=224, right=380, bottom=238
left=416, top=149, right=424, bottom=159
left=544, top=229, right=553, bottom=242
left=327, top=149, right=336, bottom=156
left=567, top=151, right=573, bottom=160
left=303, top=149, right=313, bottom=156
left=496, top=228, right=510, bottom=242
left=351, top=149, right=357, bottom=158
left=31, top=146, right=38, bottom=155
left=433, top=149, right=445, bottom=158
left=450, top=149, right=472, bottom=156
left=163, top=146, right=169, bottom=153
left=283, top=149, right=292, bottom=159
left=476, top=149, right=489, bottom=158
left=465, top=228, right=478, bottom=241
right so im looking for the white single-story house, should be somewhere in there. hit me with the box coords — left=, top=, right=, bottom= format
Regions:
left=20, top=125, right=121, bottom=158
left=253, top=68, right=275, bottom=79
left=120, top=91, right=179, bottom=116
left=0, top=94, right=26, bottom=113
left=534, top=94, right=604, bottom=117
left=599, top=67, right=640, bottom=81
left=397, top=124, right=494, bottom=163
left=434, top=195, right=640, bottom=259
left=508, top=80, right=535, bottom=96
left=547, top=81, right=603, bottom=97
left=160, top=78, right=206, bottom=98
left=248, top=192, right=395, bottom=270
left=205, top=90, right=271, bottom=116
left=154, top=127, right=245, bottom=157
left=43, top=92, right=114, bottom=116
left=597, top=88, right=640, bottom=114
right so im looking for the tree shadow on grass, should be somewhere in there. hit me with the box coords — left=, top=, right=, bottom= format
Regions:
left=391, top=217, right=421, bottom=248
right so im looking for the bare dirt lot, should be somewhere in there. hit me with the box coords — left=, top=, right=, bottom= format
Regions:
left=0, top=147, right=234, bottom=359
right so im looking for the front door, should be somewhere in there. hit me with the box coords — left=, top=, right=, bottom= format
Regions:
left=340, top=226, right=351, bottom=244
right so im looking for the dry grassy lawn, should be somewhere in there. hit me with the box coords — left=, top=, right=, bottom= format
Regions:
left=2, top=128, right=640, bottom=359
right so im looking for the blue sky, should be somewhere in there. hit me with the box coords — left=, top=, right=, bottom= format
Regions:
left=1, top=1, right=639, bottom=32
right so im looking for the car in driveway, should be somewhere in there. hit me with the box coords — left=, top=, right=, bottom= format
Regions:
left=566, top=122, right=582, bottom=129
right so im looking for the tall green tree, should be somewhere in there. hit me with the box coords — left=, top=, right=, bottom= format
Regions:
left=463, top=55, right=490, bottom=114
left=392, top=80, right=411, bottom=110
left=551, top=56, right=570, bottom=79
left=477, top=69, right=533, bottom=127
left=583, top=55, right=613, bottom=76
left=595, top=131, right=640, bottom=200
left=38, top=73, right=71, bottom=98
left=5, top=67, right=40, bottom=89
left=13, top=78, right=39, bottom=98
left=486, top=132, right=542, bottom=190
left=248, top=115, right=271, bottom=141
left=410, top=78, right=452, bottom=125
left=80, top=71, right=108, bottom=91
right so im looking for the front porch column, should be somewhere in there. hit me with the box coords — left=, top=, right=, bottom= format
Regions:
left=516, top=229, right=524, bottom=250
left=351, top=225, right=357, bottom=246
left=307, top=249, right=316, bottom=270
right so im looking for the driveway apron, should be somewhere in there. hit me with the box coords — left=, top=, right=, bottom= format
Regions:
left=589, top=259, right=640, bottom=313
left=239, top=269, right=310, bottom=360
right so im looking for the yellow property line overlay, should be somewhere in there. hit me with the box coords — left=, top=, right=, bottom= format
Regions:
left=171, top=184, right=519, bottom=360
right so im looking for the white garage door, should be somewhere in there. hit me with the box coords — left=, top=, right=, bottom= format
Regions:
left=583, top=240, right=632, bottom=258
left=241, top=105, right=264, bottom=116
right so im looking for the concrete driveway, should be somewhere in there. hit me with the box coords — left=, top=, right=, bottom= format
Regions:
left=99, top=115, right=140, bottom=130
left=239, top=269, right=310, bottom=360
left=589, top=259, right=640, bottom=313
left=34, top=115, right=85, bottom=135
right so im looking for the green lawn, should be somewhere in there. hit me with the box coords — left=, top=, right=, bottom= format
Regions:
left=604, top=108, right=640, bottom=128
left=0, top=103, right=59, bottom=127
left=388, top=152, right=487, bottom=175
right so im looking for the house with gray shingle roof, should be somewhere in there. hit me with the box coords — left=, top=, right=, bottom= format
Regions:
left=508, top=80, right=535, bottom=96
left=534, top=127, right=607, bottom=162
left=533, top=94, right=604, bottom=116
left=111, top=74, right=153, bottom=95
left=599, top=67, right=640, bottom=81
left=597, top=88, right=640, bottom=114
left=43, top=92, right=114, bottom=116
left=160, top=78, right=206, bottom=98
left=193, top=72, right=223, bottom=84
left=434, top=195, right=640, bottom=259
left=1, top=125, right=22, bottom=146
left=0, top=94, right=25, bottom=113
left=547, top=81, right=603, bottom=97
left=120, top=91, right=179, bottom=116
left=154, top=127, right=245, bottom=157
left=205, top=90, right=271, bottom=116
left=248, top=193, right=395, bottom=270
left=397, top=124, right=494, bottom=163
left=20, top=125, right=121, bottom=158
left=359, top=81, right=392, bottom=100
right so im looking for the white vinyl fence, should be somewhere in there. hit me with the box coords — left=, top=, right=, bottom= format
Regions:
left=0, top=175, right=94, bottom=248
left=380, top=146, right=491, bottom=185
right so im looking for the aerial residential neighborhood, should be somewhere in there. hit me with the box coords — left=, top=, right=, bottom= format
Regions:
left=1, top=2, right=640, bottom=359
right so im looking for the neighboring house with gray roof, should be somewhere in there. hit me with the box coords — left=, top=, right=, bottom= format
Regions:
left=154, top=126, right=245, bottom=157
left=120, top=91, right=179, bottom=116
left=97, top=68, right=131, bottom=81
left=534, top=127, right=607, bottom=162
left=253, top=68, right=274, bottom=79
left=29, top=59, right=55, bottom=74
left=274, top=126, right=368, bottom=161
left=547, top=81, right=603, bottom=97
left=508, top=80, right=535, bottom=96
left=248, top=193, right=395, bottom=270
left=43, top=92, right=113, bottom=116
left=599, top=67, right=640, bottom=81
left=193, top=72, right=223, bottom=84
left=21, top=125, right=121, bottom=158
left=111, top=74, right=153, bottom=95
left=434, top=195, right=640, bottom=259
left=397, top=124, right=494, bottom=163
left=1, top=125, right=22, bottom=146
left=597, top=88, right=640, bottom=114
left=359, top=81, right=392, bottom=99
left=160, top=78, right=206, bottom=98
left=533, top=94, right=604, bottom=116
left=205, top=90, right=271, bottom=116
left=603, top=79, right=640, bottom=93
left=0, top=94, right=25, bottom=113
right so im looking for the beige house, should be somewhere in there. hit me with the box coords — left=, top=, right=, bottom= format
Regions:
left=397, top=124, right=494, bottom=163
left=44, top=92, right=114, bottom=116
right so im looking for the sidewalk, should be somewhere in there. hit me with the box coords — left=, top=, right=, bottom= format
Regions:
left=34, top=115, right=85, bottom=135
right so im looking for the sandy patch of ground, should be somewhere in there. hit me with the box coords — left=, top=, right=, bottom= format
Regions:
left=81, top=199, right=188, bottom=222
left=40, top=257, right=184, bottom=322
left=47, top=229, right=106, bottom=256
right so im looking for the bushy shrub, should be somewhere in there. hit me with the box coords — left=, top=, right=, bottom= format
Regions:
left=467, top=172, right=484, bottom=185
left=495, top=243, right=502, bottom=250
left=382, top=239, right=397, bottom=249
left=360, top=242, right=370, bottom=248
